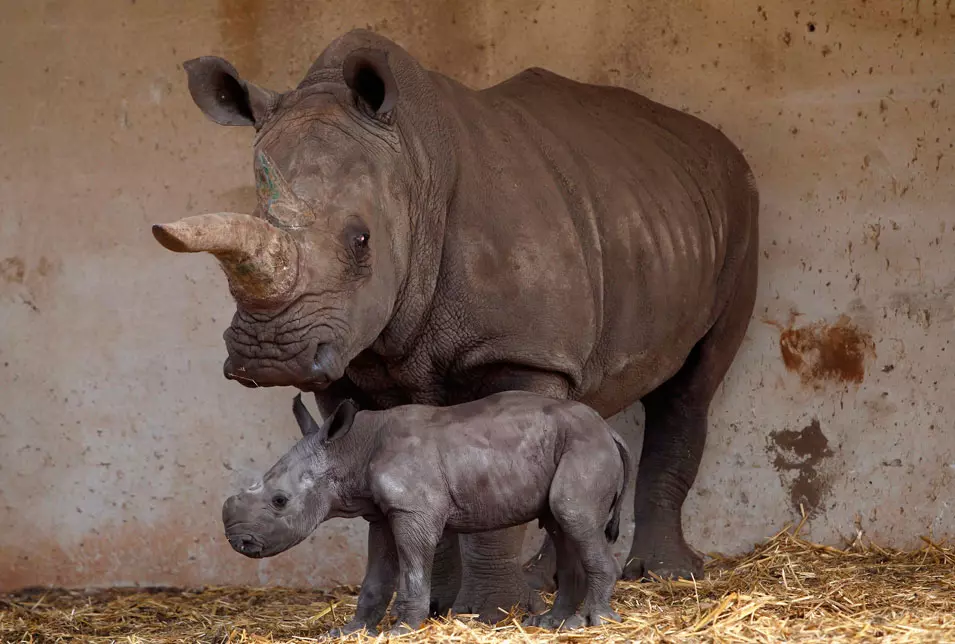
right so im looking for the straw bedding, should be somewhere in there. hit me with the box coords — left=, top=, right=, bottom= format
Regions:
left=3, top=523, right=953, bottom=643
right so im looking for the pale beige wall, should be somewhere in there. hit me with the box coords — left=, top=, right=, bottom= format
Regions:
left=1, top=0, right=952, bottom=591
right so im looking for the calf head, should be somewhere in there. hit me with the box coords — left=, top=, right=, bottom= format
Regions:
left=222, top=394, right=358, bottom=558
left=154, top=40, right=421, bottom=390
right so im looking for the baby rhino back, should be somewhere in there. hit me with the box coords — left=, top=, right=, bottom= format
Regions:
left=371, top=391, right=616, bottom=534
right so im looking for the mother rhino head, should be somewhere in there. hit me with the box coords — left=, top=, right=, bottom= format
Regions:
left=154, top=40, right=426, bottom=391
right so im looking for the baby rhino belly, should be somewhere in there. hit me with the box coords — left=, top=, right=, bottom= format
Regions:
left=443, top=455, right=554, bottom=533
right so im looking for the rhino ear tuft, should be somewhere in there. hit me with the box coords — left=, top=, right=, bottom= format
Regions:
left=293, top=393, right=323, bottom=437
left=342, top=48, right=398, bottom=121
left=323, top=399, right=359, bottom=442
left=183, top=56, right=279, bottom=129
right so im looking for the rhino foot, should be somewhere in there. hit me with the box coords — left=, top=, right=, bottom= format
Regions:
left=561, top=607, right=622, bottom=630
left=451, top=577, right=545, bottom=624
left=622, top=544, right=703, bottom=582
left=381, top=623, right=417, bottom=637
left=523, top=607, right=620, bottom=630
left=521, top=607, right=575, bottom=629
left=324, top=621, right=374, bottom=639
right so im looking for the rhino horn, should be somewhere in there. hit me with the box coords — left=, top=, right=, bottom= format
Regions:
left=152, top=213, right=300, bottom=306
left=255, top=152, right=315, bottom=228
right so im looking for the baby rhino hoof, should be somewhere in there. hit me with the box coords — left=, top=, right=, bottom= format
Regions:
left=561, top=609, right=622, bottom=629
left=522, top=611, right=565, bottom=629
left=382, top=624, right=417, bottom=637
left=523, top=609, right=621, bottom=630
left=324, top=622, right=372, bottom=639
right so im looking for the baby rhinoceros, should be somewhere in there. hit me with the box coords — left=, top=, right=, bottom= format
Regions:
left=222, top=390, right=633, bottom=636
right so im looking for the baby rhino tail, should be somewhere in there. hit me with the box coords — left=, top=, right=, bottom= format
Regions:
left=605, top=428, right=634, bottom=543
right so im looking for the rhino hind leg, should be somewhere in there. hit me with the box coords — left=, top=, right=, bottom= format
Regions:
left=522, top=526, right=584, bottom=628
left=623, top=238, right=758, bottom=582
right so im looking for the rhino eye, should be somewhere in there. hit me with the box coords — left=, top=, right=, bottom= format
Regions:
left=271, top=494, right=289, bottom=510
left=354, top=232, right=370, bottom=249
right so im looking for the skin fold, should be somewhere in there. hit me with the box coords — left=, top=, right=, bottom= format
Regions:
left=222, top=392, right=633, bottom=634
left=156, top=28, right=758, bottom=619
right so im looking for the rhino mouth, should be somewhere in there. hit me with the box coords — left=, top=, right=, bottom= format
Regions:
left=226, top=531, right=266, bottom=558
left=223, top=342, right=345, bottom=390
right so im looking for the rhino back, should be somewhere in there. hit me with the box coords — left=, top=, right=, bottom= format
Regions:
left=427, top=68, right=757, bottom=415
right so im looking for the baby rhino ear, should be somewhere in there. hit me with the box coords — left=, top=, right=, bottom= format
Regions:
left=324, top=399, right=359, bottom=442
left=292, top=394, right=359, bottom=442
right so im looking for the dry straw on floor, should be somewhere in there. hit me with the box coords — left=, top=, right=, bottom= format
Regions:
left=3, top=521, right=954, bottom=643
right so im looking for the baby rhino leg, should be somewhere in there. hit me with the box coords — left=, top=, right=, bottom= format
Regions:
left=328, top=520, right=397, bottom=637
left=387, top=512, right=445, bottom=635
left=547, top=448, right=622, bottom=629
left=522, top=522, right=586, bottom=629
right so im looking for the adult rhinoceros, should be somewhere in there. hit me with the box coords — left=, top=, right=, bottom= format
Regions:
left=153, top=29, right=758, bottom=621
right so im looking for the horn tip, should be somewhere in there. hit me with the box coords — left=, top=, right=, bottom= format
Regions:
left=152, top=223, right=189, bottom=252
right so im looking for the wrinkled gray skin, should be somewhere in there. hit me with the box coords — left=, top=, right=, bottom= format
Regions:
left=157, top=29, right=758, bottom=620
left=223, top=391, right=633, bottom=635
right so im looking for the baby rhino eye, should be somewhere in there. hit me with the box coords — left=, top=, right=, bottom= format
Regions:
left=271, top=494, right=289, bottom=510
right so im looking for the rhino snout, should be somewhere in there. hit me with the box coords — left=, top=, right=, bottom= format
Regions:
left=227, top=533, right=265, bottom=557
left=222, top=343, right=341, bottom=390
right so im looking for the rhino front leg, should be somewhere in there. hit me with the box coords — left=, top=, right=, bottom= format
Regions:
left=622, top=397, right=707, bottom=581
left=523, top=531, right=558, bottom=592
left=623, top=241, right=757, bottom=581
left=388, top=513, right=444, bottom=633
left=452, top=525, right=545, bottom=623
left=329, top=520, right=398, bottom=637
left=427, top=533, right=462, bottom=616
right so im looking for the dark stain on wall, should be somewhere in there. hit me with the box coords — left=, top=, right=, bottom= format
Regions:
left=768, top=418, right=834, bottom=516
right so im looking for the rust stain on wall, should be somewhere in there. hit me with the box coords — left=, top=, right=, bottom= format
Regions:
left=0, top=257, right=26, bottom=284
left=768, top=419, right=834, bottom=516
left=765, top=313, right=875, bottom=387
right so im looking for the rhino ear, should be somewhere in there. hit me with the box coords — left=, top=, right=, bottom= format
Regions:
left=183, top=56, right=279, bottom=128
left=293, top=393, right=323, bottom=437
left=342, top=48, right=398, bottom=121
left=322, top=399, right=359, bottom=442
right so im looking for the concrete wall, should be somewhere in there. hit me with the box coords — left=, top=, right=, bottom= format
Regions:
left=1, top=0, right=952, bottom=591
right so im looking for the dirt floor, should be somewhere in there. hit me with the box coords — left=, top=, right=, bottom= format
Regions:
left=2, top=523, right=954, bottom=643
